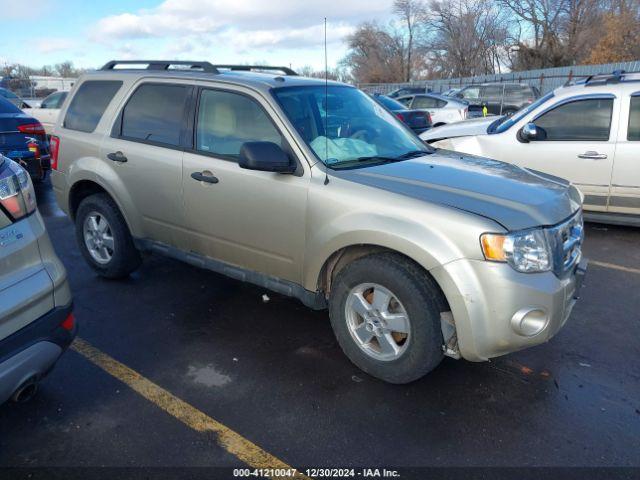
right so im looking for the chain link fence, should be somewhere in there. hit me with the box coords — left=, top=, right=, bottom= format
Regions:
left=359, top=60, right=640, bottom=95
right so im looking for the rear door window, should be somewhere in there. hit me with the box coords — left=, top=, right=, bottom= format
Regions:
left=119, top=84, right=189, bottom=147
left=412, top=96, right=438, bottom=109
left=535, top=98, right=613, bottom=141
left=629, top=96, right=640, bottom=141
left=64, top=80, right=122, bottom=133
left=195, top=89, right=283, bottom=158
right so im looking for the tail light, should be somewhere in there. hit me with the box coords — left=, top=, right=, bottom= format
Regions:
left=460, top=107, right=468, bottom=119
left=27, top=141, right=41, bottom=160
left=395, top=112, right=406, bottom=122
left=17, top=123, right=46, bottom=136
left=50, top=135, right=60, bottom=170
left=425, top=112, right=432, bottom=125
left=0, top=159, right=37, bottom=221
left=61, top=312, right=75, bottom=331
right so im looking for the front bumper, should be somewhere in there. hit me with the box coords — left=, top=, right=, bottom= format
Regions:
left=431, top=258, right=587, bottom=362
left=0, top=302, right=76, bottom=404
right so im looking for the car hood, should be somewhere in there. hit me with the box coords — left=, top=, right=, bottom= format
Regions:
left=333, top=150, right=582, bottom=231
left=420, top=117, right=495, bottom=141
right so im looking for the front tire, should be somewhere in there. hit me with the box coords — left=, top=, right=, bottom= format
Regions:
left=329, top=253, right=445, bottom=384
left=75, top=193, right=141, bottom=279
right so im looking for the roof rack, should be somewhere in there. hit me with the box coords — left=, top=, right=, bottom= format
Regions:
left=213, top=65, right=298, bottom=76
left=100, top=60, right=219, bottom=74
left=579, top=70, right=627, bottom=86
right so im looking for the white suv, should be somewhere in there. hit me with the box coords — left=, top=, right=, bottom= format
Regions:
left=421, top=71, right=640, bottom=225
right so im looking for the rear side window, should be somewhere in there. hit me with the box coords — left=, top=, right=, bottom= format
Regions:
left=64, top=81, right=122, bottom=133
left=535, top=98, right=613, bottom=141
left=196, top=89, right=282, bottom=158
left=120, top=84, right=189, bottom=147
left=628, top=96, right=640, bottom=141
left=413, top=96, right=438, bottom=109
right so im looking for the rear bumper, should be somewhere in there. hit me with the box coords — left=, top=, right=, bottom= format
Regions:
left=431, top=258, right=587, bottom=361
left=0, top=302, right=76, bottom=404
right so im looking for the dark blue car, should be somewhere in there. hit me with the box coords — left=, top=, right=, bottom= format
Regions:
left=0, top=97, right=49, bottom=181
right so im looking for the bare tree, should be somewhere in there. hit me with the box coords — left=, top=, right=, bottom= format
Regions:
left=427, top=0, right=511, bottom=77
left=393, top=0, right=428, bottom=81
left=341, top=22, right=406, bottom=83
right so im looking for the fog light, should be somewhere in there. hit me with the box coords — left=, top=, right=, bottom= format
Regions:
left=511, top=308, right=548, bottom=337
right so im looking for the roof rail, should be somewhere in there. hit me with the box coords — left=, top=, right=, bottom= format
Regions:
left=580, top=69, right=627, bottom=86
left=100, top=60, right=219, bottom=74
left=212, top=65, right=298, bottom=76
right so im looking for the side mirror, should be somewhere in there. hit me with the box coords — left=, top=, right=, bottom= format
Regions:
left=455, top=93, right=464, bottom=99
left=238, top=142, right=296, bottom=174
left=518, top=122, right=546, bottom=143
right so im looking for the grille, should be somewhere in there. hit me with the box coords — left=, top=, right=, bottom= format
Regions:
left=547, top=211, right=584, bottom=277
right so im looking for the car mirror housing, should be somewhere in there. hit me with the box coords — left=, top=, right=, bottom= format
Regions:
left=238, top=141, right=296, bottom=174
left=518, top=122, right=546, bottom=143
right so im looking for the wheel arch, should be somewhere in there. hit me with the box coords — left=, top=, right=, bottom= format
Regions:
left=67, top=177, right=141, bottom=238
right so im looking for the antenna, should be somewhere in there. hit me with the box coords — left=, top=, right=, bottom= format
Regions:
left=323, top=17, right=330, bottom=186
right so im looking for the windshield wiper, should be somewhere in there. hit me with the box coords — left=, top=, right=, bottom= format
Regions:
left=356, top=150, right=430, bottom=163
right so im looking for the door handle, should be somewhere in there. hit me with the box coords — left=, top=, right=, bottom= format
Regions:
left=191, top=171, right=219, bottom=184
left=107, top=151, right=128, bottom=163
left=578, top=151, right=607, bottom=160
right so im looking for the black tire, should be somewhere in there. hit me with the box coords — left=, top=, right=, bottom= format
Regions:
left=75, top=193, right=141, bottom=279
left=329, top=253, right=445, bottom=384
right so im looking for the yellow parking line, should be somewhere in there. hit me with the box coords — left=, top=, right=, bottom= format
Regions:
left=590, top=260, right=640, bottom=275
left=71, top=338, right=310, bottom=480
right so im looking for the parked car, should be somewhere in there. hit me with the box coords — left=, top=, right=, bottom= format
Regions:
left=0, top=88, right=29, bottom=109
left=22, top=91, right=68, bottom=135
left=0, top=156, right=75, bottom=404
left=51, top=60, right=586, bottom=384
left=454, top=82, right=540, bottom=116
left=421, top=71, right=639, bottom=225
left=370, top=94, right=432, bottom=134
left=396, top=93, right=480, bottom=126
left=0, top=97, right=50, bottom=182
left=387, top=86, right=428, bottom=98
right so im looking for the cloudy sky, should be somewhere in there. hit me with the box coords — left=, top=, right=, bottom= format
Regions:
left=1, top=0, right=396, bottom=71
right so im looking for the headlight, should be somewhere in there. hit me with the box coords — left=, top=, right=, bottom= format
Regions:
left=481, top=229, right=552, bottom=273
left=0, top=158, right=37, bottom=221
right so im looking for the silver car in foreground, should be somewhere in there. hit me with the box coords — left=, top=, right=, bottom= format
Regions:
left=0, top=156, right=75, bottom=404
left=51, top=60, right=585, bottom=383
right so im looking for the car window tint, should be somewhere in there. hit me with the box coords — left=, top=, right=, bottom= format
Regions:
left=535, top=98, right=613, bottom=141
left=629, top=96, right=640, bottom=141
left=461, top=87, right=480, bottom=100
left=41, top=93, right=62, bottom=109
left=64, top=81, right=122, bottom=133
left=121, top=84, right=188, bottom=146
left=436, top=99, right=448, bottom=108
left=196, top=89, right=282, bottom=158
left=413, top=96, right=437, bottom=108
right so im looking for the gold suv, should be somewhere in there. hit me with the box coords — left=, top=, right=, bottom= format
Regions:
left=51, top=60, right=586, bottom=383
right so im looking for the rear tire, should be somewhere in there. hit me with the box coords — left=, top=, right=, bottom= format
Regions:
left=75, top=193, right=141, bottom=279
left=329, top=253, right=445, bottom=384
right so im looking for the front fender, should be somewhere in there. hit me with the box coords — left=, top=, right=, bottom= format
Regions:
left=303, top=211, right=465, bottom=292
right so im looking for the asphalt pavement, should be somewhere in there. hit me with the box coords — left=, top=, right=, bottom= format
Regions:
left=0, top=179, right=638, bottom=478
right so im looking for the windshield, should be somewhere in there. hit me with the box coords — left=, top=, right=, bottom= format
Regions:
left=273, top=85, right=432, bottom=169
left=488, top=91, right=555, bottom=134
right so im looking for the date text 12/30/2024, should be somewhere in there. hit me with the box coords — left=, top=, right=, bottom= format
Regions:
left=233, top=468, right=401, bottom=478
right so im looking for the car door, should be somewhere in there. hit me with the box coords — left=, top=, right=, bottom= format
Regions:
left=510, top=94, right=618, bottom=211
left=181, top=86, right=309, bottom=284
left=100, top=81, right=191, bottom=248
left=609, top=89, right=640, bottom=214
